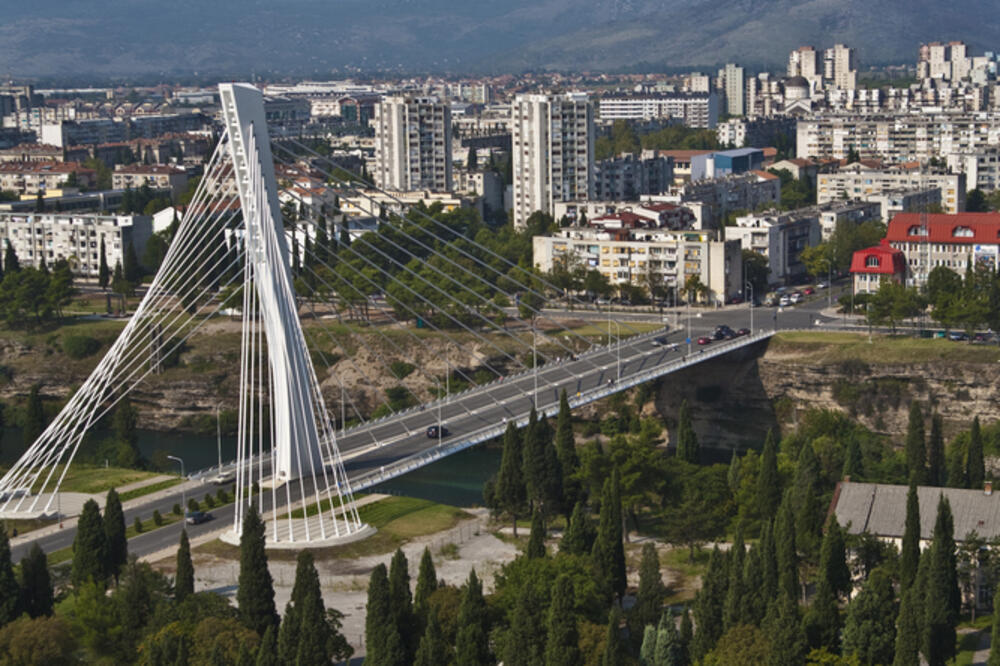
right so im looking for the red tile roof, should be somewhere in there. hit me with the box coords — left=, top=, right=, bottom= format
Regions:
left=850, top=240, right=907, bottom=274
left=886, top=212, right=1000, bottom=244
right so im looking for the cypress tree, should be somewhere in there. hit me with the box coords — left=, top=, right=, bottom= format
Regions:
left=279, top=550, right=317, bottom=663
left=255, top=626, right=277, bottom=666
left=522, top=407, right=544, bottom=510
left=675, top=400, right=699, bottom=463
left=292, top=557, right=332, bottom=666
left=727, top=448, right=741, bottom=491
left=723, top=528, right=746, bottom=630
left=679, top=606, right=693, bottom=665
left=3, top=244, right=18, bottom=274
left=456, top=568, right=491, bottom=666
left=602, top=608, right=625, bottom=666
left=775, top=494, right=799, bottom=602
left=175, top=529, right=194, bottom=600
left=496, top=421, right=528, bottom=536
left=692, top=546, right=728, bottom=660
left=927, top=414, right=946, bottom=487
left=413, top=546, right=437, bottom=622
left=23, top=384, right=45, bottom=448
left=764, top=592, right=807, bottom=666
left=923, top=495, right=959, bottom=666
left=967, top=415, right=985, bottom=489
left=820, top=516, right=851, bottom=600
left=18, top=543, right=52, bottom=618
left=414, top=609, right=449, bottom=666
left=792, top=441, right=824, bottom=560
left=905, top=401, right=927, bottom=484
left=366, top=563, right=406, bottom=666
left=802, top=576, right=840, bottom=653
left=560, top=500, right=595, bottom=556
left=539, top=416, right=564, bottom=517
left=526, top=509, right=546, bottom=558
left=900, top=482, right=920, bottom=592
left=0, top=524, right=17, bottom=626
left=742, top=544, right=766, bottom=623
left=640, top=625, right=657, bottom=666
left=555, top=389, right=581, bottom=509
left=989, top=583, right=1000, bottom=666
left=893, top=583, right=921, bottom=666
left=758, top=429, right=781, bottom=521
left=237, top=503, right=278, bottom=635
left=123, top=240, right=141, bottom=283
left=592, top=470, right=626, bottom=602
left=103, top=488, right=127, bottom=581
left=842, top=568, right=896, bottom=666
left=388, top=547, right=416, bottom=658
left=545, top=575, right=580, bottom=666
left=842, top=436, right=863, bottom=480
left=654, top=613, right=682, bottom=666
left=504, top=584, right=545, bottom=666
left=633, top=542, right=667, bottom=633
left=71, top=498, right=106, bottom=588
left=759, top=519, right=779, bottom=607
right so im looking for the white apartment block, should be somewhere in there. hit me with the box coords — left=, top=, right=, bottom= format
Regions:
left=112, top=164, right=189, bottom=198
left=511, top=93, right=595, bottom=228
left=718, top=64, right=745, bottom=116
left=374, top=96, right=453, bottom=193
left=788, top=47, right=822, bottom=92
left=594, top=154, right=673, bottom=201
left=816, top=165, right=965, bottom=214
left=685, top=74, right=712, bottom=94
left=946, top=146, right=1000, bottom=192
left=824, top=44, right=857, bottom=90
left=885, top=212, right=1000, bottom=287
left=597, top=93, right=719, bottom=128
left=0, top=212, right=152, bottom=277
left=796, top=113, right=1000, bottom=165
left=727, top=209, right=820, bottom=284
left=532, top=227, right=741, bottom=305
left=673, top=171, right=782, bottom=227
left=0, top=162, right=96, bottom=195
left=863, top=188, right=942, bottom=221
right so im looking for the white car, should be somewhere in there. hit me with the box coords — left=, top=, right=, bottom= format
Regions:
left=212, top=471, right=235, bottom=485
left=778, top=295, right=791, bottom=307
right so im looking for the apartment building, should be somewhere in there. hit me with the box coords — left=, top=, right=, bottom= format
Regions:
left=552, top=200, right=696, bottom=229
left=718, top=64, right=745, bottom=117
left=851, top=241, right=908, bottom=294
left=787, top=46, right=822, bottom=93
left=0, top=144, right=62, bottom=163
left=594, top=154, right=673, bottom=201
left=946, top=146, right=1000, bottom=192
left=0, top=162, right=96, bottom=195
left=816, top=165, right=965, bottom=214
left=112, top=164, right=190, bottom=198
left=884, top=212, right=1000, bottom=287
left=532, top=225, right=741, bottom=305
left=863, top=188, right=942, bottom=221
left=671, top=171, right=782, bottom=227
left=511, top=93, right=595, bottom=228
left=716, top=117, right=796, bottom=149
left=597, top=92, right=719, bottom=128
left=726, top=208, right=821, bottom=284
left=0, top=212, right=152, bottom=277
left=374, top=96, right=453, bottom=193
left=824, top=44, right=858, bottom=90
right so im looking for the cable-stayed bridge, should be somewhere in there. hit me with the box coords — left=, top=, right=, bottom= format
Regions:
left=0, top=84, right=768, bottom=547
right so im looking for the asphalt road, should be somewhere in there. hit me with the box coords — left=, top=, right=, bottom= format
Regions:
left=12, top=288, right=841, bottom=561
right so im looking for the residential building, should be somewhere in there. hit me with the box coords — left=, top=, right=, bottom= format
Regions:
left=726, top=208, right=823, bottom=284
left=374, top=95, right=453, bottom=193
left=41, top=118, right=127, bottom=148
left=552, top=200, right=696, bottom=229
left=817, top=165, right=965, bottom=214
left=0, top=212, right=152, bottom=277
left=654, top=150, right=715, bottom=182
left=597, top=92, right=718, bottom=128
left=0, top=189, right=134, bottom=214
left=671, top=170, right=782, bottom=228
left=532, top=225, right=741, bottom=305
left=0, top=162, right=96, bottom=195
left=787, top=46, right=822, bottom=92
left=864, top=187, right=942, bottom=221
left=824, top=44, right=858, bottom=90
left=850, top=240, right=907, bottom=294
left=716, top=117, right=796, bottom=149
left=0, top=144, right=62, bottom=163
left=884, top=212, right=1000, bottom=287
left=112, top=165, right=190, bottom=198
left=718, top=64, right=745, bottom=116
left=511, top=93, right=595, bottom=228
left=690, top=148, right=764, bottom=181
left=594, top=154, right=673, bottom=201
left=685, top=73, right=712, bottom=94
left=946, top=146, right=1000, bottom=192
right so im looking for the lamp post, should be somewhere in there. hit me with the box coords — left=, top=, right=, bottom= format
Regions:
left=867, top=302, right=873, bottom=343
left=608, top=316, right=622, bottom=380
left=532, top=319, right=538, bottom=408
left=746, top=281, right=754, bottom=335
left=167, top=455, right=185, bottom=514
left=432, top=377, right=443, bottom=447
left=216, top=405, right=222, bottom=473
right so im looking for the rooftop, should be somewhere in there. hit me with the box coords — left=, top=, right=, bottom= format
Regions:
left=886, top=212, right=1000, bottom=244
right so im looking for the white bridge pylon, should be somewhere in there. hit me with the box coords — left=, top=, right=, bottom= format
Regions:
left=0, top=83, right=369, bottom=547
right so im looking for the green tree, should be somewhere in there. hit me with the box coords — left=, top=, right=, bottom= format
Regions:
left=560, top=500, right=595, bottom=556
left=237, top=503, right=278, bottom=635
left=679, top=606, right=693, bottom=665
left=592, top=470, right=626, bottom=602
left=633, top=542, right=666, bottom=634
left=175, top=529, right=194, bottom=601
left=72, top=499, right=106, bottom=588
left=366, top=563, right=406, bottom=666
left=0, top=615, right=77, bottom=665
left=967, top=189, right=989, bottom=212
left=602, top=608, right=625, bottom=666
left=692, top=546, right=728, bottom=660
left=640, top=625, right=657, bottom=665
left=122, top=240, right=141, bottom=283
left=820, top=517, right=851, bottom=600
left=3, top=244, right=20, bottom=274
left=414, top=609, right=449, bottom=666
left=18, top=543, right=52, bottom=618
left=555, top=389, right=581, bottom=509
left=280, top=551, right=341, bottom=665
left=900, top=483, right=920, bottom=592
left=775, top=494, right=799, bottom=602
left=103, top=488, right=127, bottom=582
left=413, top=546, right=438, bottom=622
left=494, top=421, right=528, bottom=536
left=758, top=429, right=781, bottom=521
left=723, top=529, right=747, bottom=630
left=111, top=396, right=141, bottom=468
left=764, top=592, right=807, bottom=666
left=927, top=414, right=945, bottom=487
left=676, top=400, right=699, bottom=464
left=923, top=495, right=959, bottom=666
left=456, top=568, right=491, bottom=666
left=893, top=581, right=921, bottom=666
left=98, top=237, right=110, bottom=290
left=905, top=401, right=926, bottom=484
left=989, top=583, right=1000, bottom=666
left=255, top=626, right=277, bottom=666
left=526, top=509, right=546, bottom=558
left=388, top=547, right=417, bottom=659
left=967, top=415, right=985, bottom=489
left=544, top=574, right=580, bottom=666
left=842, top=568, right=896, bottom=665
left=792, top=441, right=824, bottom=560
left=503, top=584, right=545, bottom=666
left=0, top=525, right=18, bottom=627
left=22, top=385, right=45, bottom=448
left=655, top=612, right=683, bottom=666
left=803, top=575, right=840, bottom=654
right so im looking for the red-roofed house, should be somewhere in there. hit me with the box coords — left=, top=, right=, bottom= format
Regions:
left=851, top=239, right=907, bottom=294
left=885, top=212, right=1000, bottom=286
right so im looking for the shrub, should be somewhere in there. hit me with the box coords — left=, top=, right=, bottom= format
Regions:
left=203, top=493, right=215, bottom=509
left=216, top=489, right=228, bottom=504
left=62, top=335, right=101, bottom=359
left=152, top=510, right=163, bottom=526
left=172, top=503, right=182, bottom=516
left=390, top=361, right=415, bottom=379
left=134, top=517, right=143, bottom=533
left=187, top=498, right=199, bottom=512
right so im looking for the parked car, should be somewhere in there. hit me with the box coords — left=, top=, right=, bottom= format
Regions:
left=789, top=292, right=803, bottom=304
left=803, top=287, right=815, bottom=296
left=778, top=295, right=791, bottom=307
left=185, top=511, right=212, bottom=525
left=815, top=282, right=827, bottom=289
left=651, top=336, right=669, bottom=346
left=948, top=331, right=969, bottom=341
left=736, top=328, right=751, bottom=337
left=973, top=332, right=993, bottom=343
left=697, top=336, right=712, bottom=345
left=426, top=425, right=451, bottom=439
left=212, top=471, right=235, bottom=485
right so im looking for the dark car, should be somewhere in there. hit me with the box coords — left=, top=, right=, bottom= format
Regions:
left=185, top=511, right=212, bottom=525
left=736, top=328, right=751, bottom=336
left=697, top=336, right=712, bottom=345
left=651, top=336, right=669, bottom=346
left=426, top=425, right=451, bottom=439
left=949, top=332, right=969, bottom=341
left=713, top=325, right=736, bottom=340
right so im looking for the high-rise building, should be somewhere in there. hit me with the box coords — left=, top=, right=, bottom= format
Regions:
left=823, top=44, right=857, bottom=90
left=511, top=93, right=595, bottom=228
left=717, top=63, right=745, bottom=116
left=374, top=96, right=452, bottom=193
left=787, top=46, right=822, bottom=92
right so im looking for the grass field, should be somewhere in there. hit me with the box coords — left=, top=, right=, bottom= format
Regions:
left=769, top=331, right=1000, bottom=364
left=30, top=465, right=162, bottom=495
left=118, top=478, right=182, bottom=503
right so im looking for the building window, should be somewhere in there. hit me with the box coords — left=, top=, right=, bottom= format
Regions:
left=866, top=256, right=880, bottom=268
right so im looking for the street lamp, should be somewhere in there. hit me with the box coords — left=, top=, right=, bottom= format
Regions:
left=745, top=281, right=754, bottom=335
left=532, top=319, right=538, bottom=408
left=432, top=377, right=443, bottom=447
left=167, top=455, right=186, bottom=514
left=608, top=316, right=622, bottom=380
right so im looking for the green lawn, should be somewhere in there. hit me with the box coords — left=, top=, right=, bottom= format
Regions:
left=30, top=465, right=162, bottom=495
left=769, top=331, right=1000, bottom=364
left=661, top=545, right=711, bottom=604
left=118, top=478, right=182, bottom=503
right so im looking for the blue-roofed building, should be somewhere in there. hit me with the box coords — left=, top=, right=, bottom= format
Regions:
left=690, top=148, right=764, bottom=181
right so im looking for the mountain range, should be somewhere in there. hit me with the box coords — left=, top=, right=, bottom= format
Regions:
left=2, top=0, right=999, bottom=80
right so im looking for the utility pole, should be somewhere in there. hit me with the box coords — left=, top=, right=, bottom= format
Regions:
left=168, top=455, right=186, bottom=514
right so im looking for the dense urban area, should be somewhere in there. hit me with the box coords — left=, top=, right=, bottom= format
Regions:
left=3, top=31, right=1000, bottom=666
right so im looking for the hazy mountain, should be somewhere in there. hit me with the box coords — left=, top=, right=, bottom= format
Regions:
left=2, top=0, right=998, bottom=80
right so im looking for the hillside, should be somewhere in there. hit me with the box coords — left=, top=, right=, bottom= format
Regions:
left=3, top=0, right=999, bottom=78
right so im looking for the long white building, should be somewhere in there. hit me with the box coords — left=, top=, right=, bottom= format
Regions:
left=816, top=165, right=966, bottom=214
left=374, top=96, right=452, bottom=193
left=511, top=93, right=595, bottom=228
left=0, top=212, right=152, bottom=277
left=597, top=93, right=718, bottom=128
